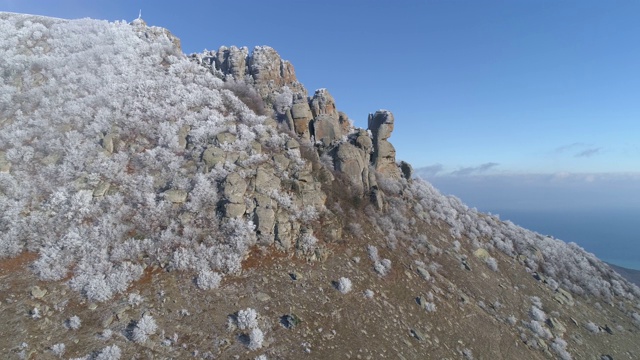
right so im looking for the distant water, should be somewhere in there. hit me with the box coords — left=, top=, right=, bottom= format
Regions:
left=487, top=208, right=640, bottom=271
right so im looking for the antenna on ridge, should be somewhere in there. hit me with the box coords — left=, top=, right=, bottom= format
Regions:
left=138, top=9, right=142, bottom=19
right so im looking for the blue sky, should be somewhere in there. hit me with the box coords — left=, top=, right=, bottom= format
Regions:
left=3, top=0, right=639, bottom=174
left=3, top=1, right=640, bottom=200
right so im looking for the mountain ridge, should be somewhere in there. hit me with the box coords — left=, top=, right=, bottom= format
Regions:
left=1, top=12, right=639, bottom=359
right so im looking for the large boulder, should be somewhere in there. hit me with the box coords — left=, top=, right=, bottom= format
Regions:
left=334, top=142, right=369, bottom=190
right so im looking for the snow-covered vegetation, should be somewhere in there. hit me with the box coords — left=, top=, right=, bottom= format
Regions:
left=0, top=14, right=315, bottom=301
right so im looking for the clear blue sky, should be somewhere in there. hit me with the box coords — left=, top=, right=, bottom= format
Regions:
left=3, top=0, right=639, bottom=174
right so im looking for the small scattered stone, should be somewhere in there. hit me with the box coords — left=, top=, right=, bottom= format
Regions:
left=255, top=292, right=271, bottom=302
left=410, top=328, right=426, bottom=341
left=416, top=267, right=430, bottom=281
left=290, top=271, right=303, bottom=281
left=30, top=286, right=47, bottom=299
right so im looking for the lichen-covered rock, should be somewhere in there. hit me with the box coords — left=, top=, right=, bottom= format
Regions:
left=164, top=189, right=188, bottom=203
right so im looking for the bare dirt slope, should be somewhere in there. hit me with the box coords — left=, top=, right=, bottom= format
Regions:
left=3, top=220, right=639, bottom=359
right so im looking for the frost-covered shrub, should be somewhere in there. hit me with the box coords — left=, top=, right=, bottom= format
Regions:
left=527, top=320, right=552, bottom=339
left=347, top=223, right=364, bottom=238
left=95, top=345, right=121, bottom=360
left=485, top=256, right=499, bottom=272
left=529, top=306, right=547, bottom=322
left=248, top=327, right=264, bottom=350
left=237, top=308, right=259, bottom=330
left=364, top=289, right=374, bottom=299
left=128, top=293, right=143, bottom=306
left=222, top=80, right=266, bottom=115
left=407, top=178, right=638, bottom=302
left=585, top=321, right=600, bottom=333
left=336, top=277, right=352, bottom=294
left=374, top=258, right=392, bottom=276
left=99, top=329, right=113, bottom=341
left=367, top=245, right=379, bottom=262
left=530, top=296, right=543, bottom=308
left=196, top=270, right=222, bottom=290
left=296, top=232, right=318, bottom=254
left=550, top=337, right=572, bottom=360
left=452, top=240, right=461, bottom=252
left=132, top=314, right=157, bottom=343
left=50, top=343, right=65, bottom=357
left=66, top=315, right=81, bottom=330
left=424, top=302, right=437, bottom=312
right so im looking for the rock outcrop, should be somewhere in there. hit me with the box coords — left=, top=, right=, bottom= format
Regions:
left=193, top=45, right=308, bottom=101
left=191, top=46, right=405, bottom=204
left=368, top=110, right=400, bottom=178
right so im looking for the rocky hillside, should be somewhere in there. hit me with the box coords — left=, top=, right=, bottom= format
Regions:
left=1, top=13, right=639, bottom=359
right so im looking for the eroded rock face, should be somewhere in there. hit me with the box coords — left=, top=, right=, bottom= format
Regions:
left=194, top=45, right=307, bottom=100
left=290, top=98, right=313, bottom=138
left=334, top=142, right=370, bottom=191
left=215, top=46, right=249, bottom=79
left=192, top=45, right=406, bottom=208
left=310, top=89, right=339, bottom=120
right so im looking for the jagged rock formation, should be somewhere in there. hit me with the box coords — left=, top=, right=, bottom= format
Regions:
left=192, top=45, right=405, bottom=197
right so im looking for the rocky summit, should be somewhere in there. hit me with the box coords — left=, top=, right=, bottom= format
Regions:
left=1, top=12, right=639, bottom=360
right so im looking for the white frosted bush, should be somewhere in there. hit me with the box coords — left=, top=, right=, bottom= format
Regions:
left=66, top=315, right=81, bottom=330
left=550, top=337, right=572, bottom=360
left=132, top=314, right=157, bottom=343
left=50, top=343, right=65, bottom=357
left=529, top=306, right=547, bottom=322
left=296, top=232, right=318, bottom=254
left=373, top=259, right=392, bottom=276
left=336, top=277, right=352, bottom=294
left=128, top=293, right=143, bottom=306
left=237, top=308, right=258, bottom=330
left=424, top=302, right=437, bottom=312
left=367, top=245, right=379, bottom=262
left=95, top=345, right=121, bottom=360
left=585, top=321, right=600, bottom=333
left=527, top=320, right=552, bottom=339
left=248, top=327, right=264, bottom=350
left=485, top=257, right=499, bottom=272
left=196, top=270, right=222, bottom=290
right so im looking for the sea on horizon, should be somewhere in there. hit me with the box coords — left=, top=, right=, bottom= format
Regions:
left=487, top=208, right=640, bottom=271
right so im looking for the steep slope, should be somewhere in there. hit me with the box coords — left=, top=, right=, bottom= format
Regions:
left=1, top=13, right=639, bottom=359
